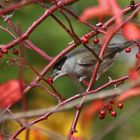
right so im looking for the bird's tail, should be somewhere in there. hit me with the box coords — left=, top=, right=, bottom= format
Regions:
left=106, top=40, right=138, bottom=58
left=119, top=40, right=140, bottom=51
left=120, top=40, right=135, bottom=49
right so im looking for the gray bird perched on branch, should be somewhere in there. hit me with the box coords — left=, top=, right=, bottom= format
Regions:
left=50, top=41, right=135, bottom=82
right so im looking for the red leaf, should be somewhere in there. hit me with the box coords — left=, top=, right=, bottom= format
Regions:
left=109, top=0, right=122, bottom=24
left=80, top=0, right=110, bottom=21
left=82, top=100, right=103, bottom=127
left=129, top=68, right=140, bottom=81
left=80, top=0, right=122, bottom=24
left=0, top=134, right=3, bottom=140
left=117, top=86, right=140, bottom=102
left=69, top=135, right=83, bottom=140
left=32, top=128, right=42, bottom=140
left=0, top=80, right=23, bottom=108
left=123, top=22, right=140, bottom=40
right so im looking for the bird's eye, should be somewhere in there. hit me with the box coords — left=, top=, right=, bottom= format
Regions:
left=53, top=56, right=67, bottom=71
left=56, top=65, right=62, bottom=70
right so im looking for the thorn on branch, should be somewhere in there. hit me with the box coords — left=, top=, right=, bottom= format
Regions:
left=114, top=85, right=117, bottom=90
left=108, top=76, right=112, bottom=82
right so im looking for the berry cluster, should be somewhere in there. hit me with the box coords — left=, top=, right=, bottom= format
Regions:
left=98, top=99, right=124, bottom=120
left=82, top=34, right=89, bottom=44
left=0, top=48, right=19, bottom=65
left=0, top=48, right=19, bottom=58
left=82, top=33, right=100, bottom=45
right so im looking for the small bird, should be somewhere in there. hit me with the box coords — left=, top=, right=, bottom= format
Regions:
left=50, top=41, right=134, bottom=82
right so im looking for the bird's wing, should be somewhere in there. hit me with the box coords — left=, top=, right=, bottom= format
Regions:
left=76, top=51, right=97, bottom=65
left=67, top=45, right=101, bottom=65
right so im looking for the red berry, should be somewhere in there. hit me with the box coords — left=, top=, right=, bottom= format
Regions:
left=100, top=110, right=106, bottom=117
left=99, top=114, right=105, bottom=120
left=125, top=47, right=131, bottom=53
left=93, top=38, right=99, bottom=44
left=110, top=111, right=117, bottom=117
left=109, top=99, right=115, bottom=104
left=96, top=22, right=103, bottom=28
left=107, top=104, right=113, bottom=111
left=47, top=77, right=53, bottom=84
left=136, top=43, right=140, bottom=47
left=13, top=49, right=19, bottom=55
left=84, top=34, right=90, bottom=38
left=82, top=37, right=89, bottom=44
left=136, top=52, right=140, bottom=59
left=3, top=48, right=8, bottom=54
left=10, top=57, right=15, bottom=63
left=0, top=52, right=2, bottom=58
left=117, top=103, right=124, bottom=109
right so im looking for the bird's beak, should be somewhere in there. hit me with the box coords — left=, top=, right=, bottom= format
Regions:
left=50, top=71, right=59, bottom=81
left=50, top=71, right=66, bottom=81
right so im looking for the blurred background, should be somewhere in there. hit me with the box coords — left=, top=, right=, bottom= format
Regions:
left=0, top=0, right=140, bottom=140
